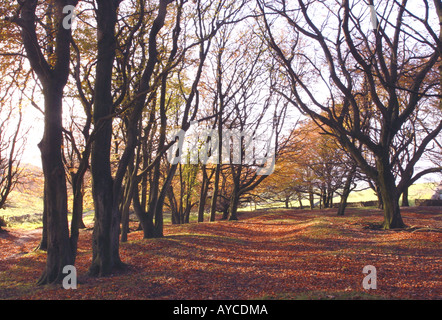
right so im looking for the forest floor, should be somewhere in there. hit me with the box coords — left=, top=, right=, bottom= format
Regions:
left=0, top=206, right=441, bottom=300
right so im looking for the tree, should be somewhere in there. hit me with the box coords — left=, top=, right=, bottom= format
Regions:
left=258, top=118, right=360, bottom=213
left=0, top=4, right=28, bottom=212
left=0, top=92, right=26, bottom=211
left=198, top=18, right=285, bottom=220
left=89, top=0, right=126, bottom=277
left=6, top=0, right=79, bottom=284
left=61, top=2, right=96, bottom=258
left=61, top=107, right=90, bottom=258
left=131, top=0, right=254, bottom=235
left=258, top=0, right=442, bottom=229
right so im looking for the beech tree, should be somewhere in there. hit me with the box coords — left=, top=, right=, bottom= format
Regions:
left=6, top=0, right=79, bottom=284
left=258, top=0, right=442, bottom=229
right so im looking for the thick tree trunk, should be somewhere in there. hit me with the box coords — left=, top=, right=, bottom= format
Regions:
left=337, top=164, right=356, bottom=216
left=89, top=0, right=123, bottom=277
left=376, top=159, right=405, bottom=229
left=15, top=0, right=78, bottom=285
left=337, top=188, right=350, bottom=216
left=168, top=186, right=179, bottom=224
left=153, top=164, right=178, bottom=237
left=308, top=189, right=314, bottom=209
left=37, top=86, right=73, bottom=285
left=401, top=187, right=409, bottom=207
left=133, top=190, right=154, bottom=238
left=70, top=173, right=86, bottom=260
left=228, top=186, right=240, bottom=221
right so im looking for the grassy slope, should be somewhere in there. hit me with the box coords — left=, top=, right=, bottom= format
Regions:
left=346, top=183, right=438, bottom=205
left=243, top=182, right=439, bottom=211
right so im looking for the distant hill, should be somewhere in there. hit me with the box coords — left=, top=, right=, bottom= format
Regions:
left=346, top=182, right=440, bottom=206
left=0, top=164, right=44, bottom=229
left=14, top=163, right=44, bottom=198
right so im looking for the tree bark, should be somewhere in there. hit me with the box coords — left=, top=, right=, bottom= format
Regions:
left=37, top=84, right=74, bottom=285
left=308, top=188, right=314, bottom=210
left=89, top=0, right=123, bottom=277
left=36, top=193, right=48, bottom=251
left=228, top=182, right=240, bottom=221
left=153, top=164, right=178, bottom=237
left=13, top=0, right=78, bottom=284
left=298, top=193, right=303, bottom=209
left=376, top=158, right=405, bottom=229
left=210, top=165, right=221, bottom=221
left=401, top=187, right=409, bottom=207
left=197, top=165, right=209, bottom=222
left=120, top=161, right=136, bottom=243
left=337, top=164, right=356, bottom=216
left=70, top=171, right=86, bottom=260
left=132, top=189, right=154, bottom=238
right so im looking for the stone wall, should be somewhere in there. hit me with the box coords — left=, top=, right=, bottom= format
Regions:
left=415, top=199, right=442, bottom=206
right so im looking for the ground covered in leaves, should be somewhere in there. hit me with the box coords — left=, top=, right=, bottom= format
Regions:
left=0, top=207, right=441, bottom=300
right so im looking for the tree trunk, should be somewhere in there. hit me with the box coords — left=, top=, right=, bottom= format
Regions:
left=37, top=85, right=74, bottom=285
left=120, top=166, right=136, bottom=243
left=210, top=164, right=221, bottom=222
left=168, top=186, right=179, bottom=224
left=197, top=165, right=209, bottom=222
left=376, top=158, right=405, bottom=229
left=401, top=186, right=409, bottom=207
left=184, top=206, right=191, bottom=224
left=308, top=188, right=314, bottom=209
left=376, top=185, right=384, bottom=209
left=132, top=189, right=154, bottom=238
left=153, top=164, right=178, bottom=237
left=221, top=208, right=229, bottom=220
left=337, top=191, right=350, bottom=216
left=337, top=164, right=356, bottom=216
left=89, top=0, right=123, bottom=277
left=36, top=193, right=48, bottom=251
left=296, top=193, right=303, bottom=209
left=70, top=172, right=86, bottom=260
left=228, top=186, right=240, bottom=221
left=321, top=189, right=327, bottom=208
left=328, top=191, right=333, bottom=208
left=15, top=0, right=78, bottom=285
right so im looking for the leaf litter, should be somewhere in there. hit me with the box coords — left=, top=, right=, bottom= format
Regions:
left=0, top=206, right=440, bottom=299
